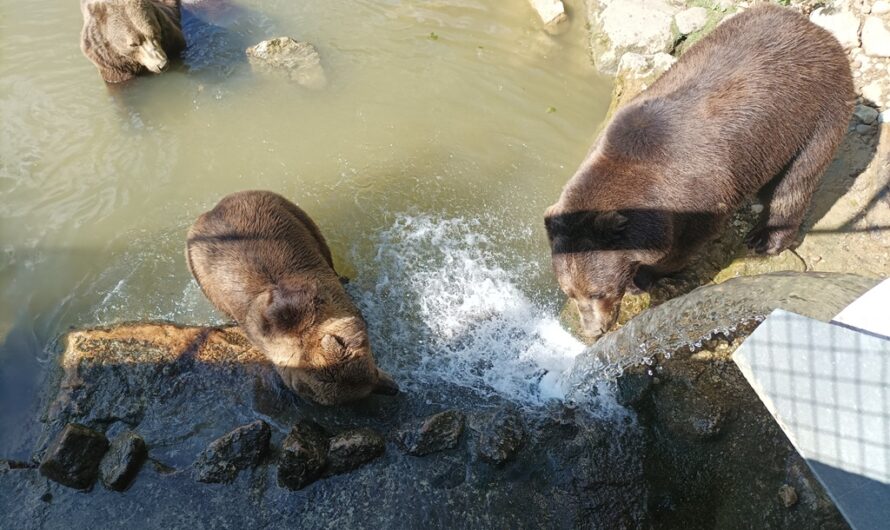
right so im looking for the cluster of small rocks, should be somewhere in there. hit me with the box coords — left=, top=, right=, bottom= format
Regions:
left=809, top=1, right=890, bottom=127
left=37, top=409, right=529, bottom=493
left=277, top=422, right=386, bottom=490
left=38, top=424, right=146, bottom=492
left=588, top=0, right=890, bottom=129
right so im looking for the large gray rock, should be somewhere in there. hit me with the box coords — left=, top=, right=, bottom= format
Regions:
left=862, top=15, right=890, bottom=57
left=809, top=7, right=861, bottom=49
left=246, top=37, right=328, bottom=89
left=588, top=0, right=679, bottom=74
left=675, top=7, right=709, bottom=35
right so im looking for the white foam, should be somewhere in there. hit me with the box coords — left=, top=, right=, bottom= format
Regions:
left=352, top=214, right=586, bottom=404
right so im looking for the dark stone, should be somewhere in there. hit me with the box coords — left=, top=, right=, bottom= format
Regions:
left=779, top=484, right=798, bottom=508
left=193, top=420, right=271, bottom=484
left=395, top=410, right=465, bottom=456
left=277, top=421, right=328, bottom=490
left=477, top=407, right=526, bottom=465
left=100, top=432, right=147, bottom=491
left=690, top=411, right=725, bottom=440
left=38, top=423, right=109, bottom=490
left=325, top=428, right=385, bottom=475
left=615, top=367, right=653, bottom=407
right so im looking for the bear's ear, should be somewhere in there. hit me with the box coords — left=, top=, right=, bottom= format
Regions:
left=545, top=210, right=597, bottom=237
left=321, top=333, right=347, bottom=354
left=261, top=282, right=319, bottom=334
left=594, top=211, right=628, bottom=242
left=321, top=317, right=367, bottom=354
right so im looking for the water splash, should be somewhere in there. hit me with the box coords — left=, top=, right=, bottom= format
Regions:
left=351, top=214, right=586, bottom=404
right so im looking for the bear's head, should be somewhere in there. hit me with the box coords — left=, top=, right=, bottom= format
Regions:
left=544, top=208, right=638, bottom=340
left=81, top=0, right=173, bottom=79
left=243, top=280, right=399, bottom=405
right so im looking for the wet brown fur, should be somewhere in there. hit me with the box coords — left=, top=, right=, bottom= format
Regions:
left=545, top=5, right=854, bottom=338
left=80, top=0, right=185, bottom=83
left=186, top=191, right=398, bottom=405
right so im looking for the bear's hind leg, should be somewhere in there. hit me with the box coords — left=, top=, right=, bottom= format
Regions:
left=746, top=117, right=846, bottom=255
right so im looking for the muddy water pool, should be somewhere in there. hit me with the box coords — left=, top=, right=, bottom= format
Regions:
left=0, top=0, right=613, bottom=457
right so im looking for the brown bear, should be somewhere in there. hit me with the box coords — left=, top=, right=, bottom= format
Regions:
left=80, top=0, right=186, bottom=83
left=186, top=191, right=399, bottom=405
left=544, top=4, right=853, bottom=339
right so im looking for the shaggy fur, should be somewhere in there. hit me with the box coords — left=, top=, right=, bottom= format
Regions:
left=80, top=0, right=185, bottom=83
left=545, top=4, right=854, bottom=339
left=186, top=191, right=398, bottom=405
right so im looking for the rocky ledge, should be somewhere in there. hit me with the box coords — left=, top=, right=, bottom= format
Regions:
left=0, top=316, right=848, bottom=528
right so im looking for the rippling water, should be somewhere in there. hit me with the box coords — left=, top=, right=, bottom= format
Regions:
left=0, top=0, right=612, bottom=456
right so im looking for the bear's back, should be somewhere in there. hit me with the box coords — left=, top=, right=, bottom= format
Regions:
left=599, top=4, right=852, bottom=208
left=186, top=191, right=335, bottom=320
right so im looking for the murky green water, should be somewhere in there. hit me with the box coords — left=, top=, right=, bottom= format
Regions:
left=0, top=0, right=612, bottom=457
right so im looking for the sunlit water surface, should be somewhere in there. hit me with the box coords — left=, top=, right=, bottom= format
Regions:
left=0, top=0, right=612, bottom=457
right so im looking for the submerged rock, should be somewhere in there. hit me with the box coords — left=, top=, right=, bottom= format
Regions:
left=325, top=428, right=385, bottom=475
left=527, top=0, right=568, bottom=33
left=193, top=420, right=271, bottom=484
left=246, top=37, right=328, bottom=89
left=476, top=408, right=525, bottom=465
left=39, top=423, right=109, bottom=490
left=100, top=432, right=147, bottom=491
left=396, top=410, right=465, bottom=456
left=277, top=421, right=328, bottom=490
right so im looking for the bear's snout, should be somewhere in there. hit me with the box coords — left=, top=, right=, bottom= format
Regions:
left=135, top=41, right=169, bottom=73
left=576, top=297, right=621, bottom=341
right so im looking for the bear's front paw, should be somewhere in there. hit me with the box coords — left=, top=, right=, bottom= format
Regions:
left=745, top=226, right=798, bottom=255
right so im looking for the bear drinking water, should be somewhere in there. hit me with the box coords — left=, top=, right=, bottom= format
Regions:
left=80, top=0, right=186, bottom=83
left=545, top=5, right=854, bottom=339
left=186, top=191, right=399, bottom=405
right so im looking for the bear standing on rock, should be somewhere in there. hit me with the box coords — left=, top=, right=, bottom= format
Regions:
left=186, top=191, right=399, bottom=405
left=80, top=0, right=186, bottom=83
left=545, top=5, right=853, bottom=339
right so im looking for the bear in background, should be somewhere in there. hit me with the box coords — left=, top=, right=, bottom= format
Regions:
left=186, top=191, right=399, bottom=406
left=80, top=0, right=186, bottom=83
left=545, top=4, right=853, bottom=340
